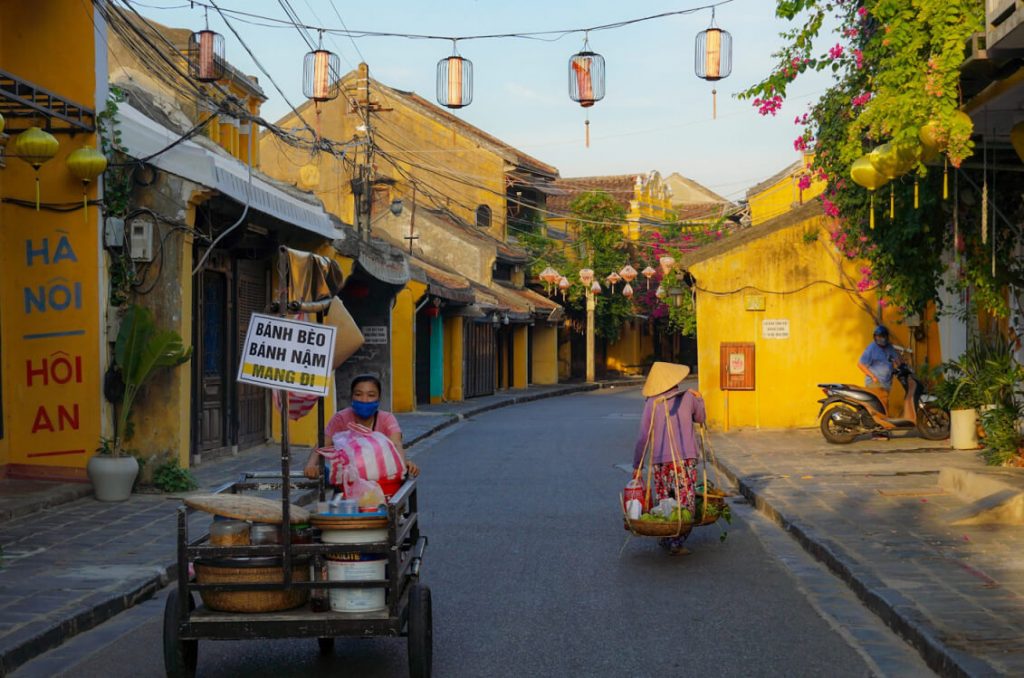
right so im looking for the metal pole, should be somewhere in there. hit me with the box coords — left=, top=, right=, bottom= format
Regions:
left=276, top=261, right=292, bottom=587
left=585, top=288, right=595, bottom=383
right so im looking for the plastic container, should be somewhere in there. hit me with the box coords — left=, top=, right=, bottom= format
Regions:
left=210, top=519, right=250, bottom=546
left=250, top=524, right=281, bottom=545
left=326, top=553, right=386, bottom=612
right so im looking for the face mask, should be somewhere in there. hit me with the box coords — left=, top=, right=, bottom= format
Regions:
left=874, top=336, right=888, bottom=347
left=351, top=399, right=380, bottom=419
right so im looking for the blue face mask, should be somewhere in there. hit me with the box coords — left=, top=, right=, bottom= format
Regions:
left=351, top=399, right=380, bottom=419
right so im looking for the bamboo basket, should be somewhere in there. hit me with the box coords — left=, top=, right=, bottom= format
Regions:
left=196, top=558, right=310, bottom=613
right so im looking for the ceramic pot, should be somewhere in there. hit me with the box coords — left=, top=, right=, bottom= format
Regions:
left=950, top=408, right=979, bottom=450
left=87, top=455, right=139, bottom=502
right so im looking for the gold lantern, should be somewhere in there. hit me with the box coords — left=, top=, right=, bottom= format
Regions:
left=13, top=127, right=59, bottom=210
left=188, top=29, right=225, bottom=83
left=437, top=44, right=473, bottom=109
left=66, top=146, right=108, bottom=219
left=695, top=9, right=733, bottom=119
left=850, top=155, right=889, bottom=229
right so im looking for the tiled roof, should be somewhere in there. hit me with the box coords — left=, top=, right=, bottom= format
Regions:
left=546, top=175, right=639, bottom=215
left=746, top=160, right=804, bottom=199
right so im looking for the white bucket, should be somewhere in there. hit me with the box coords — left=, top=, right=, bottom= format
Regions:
left=327, top=555, right=386, bottom=612
left=320, top=527, right=388, bottom=545
left=950, top=408, right=979, bottom=450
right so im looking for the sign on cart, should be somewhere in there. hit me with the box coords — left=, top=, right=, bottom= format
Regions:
left=237, top=313, right=337, bottom=396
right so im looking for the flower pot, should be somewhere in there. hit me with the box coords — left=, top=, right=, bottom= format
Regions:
left=87, top=455, right=139, bottom=502
left=950, top=408, right=979, bottom=450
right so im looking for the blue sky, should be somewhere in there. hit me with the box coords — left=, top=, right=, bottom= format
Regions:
left=130, top=0, right=837, bottom=201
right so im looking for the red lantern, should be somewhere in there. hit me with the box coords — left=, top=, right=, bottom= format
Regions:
left=438, top=45, right=473, bottom=109
left=188, top=29, right=225, bottom=83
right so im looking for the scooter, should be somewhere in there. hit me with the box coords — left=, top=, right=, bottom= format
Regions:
left=817, top=347, right=950, bottom=444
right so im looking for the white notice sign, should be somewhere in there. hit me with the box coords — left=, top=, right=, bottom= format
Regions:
left=237, top=313, right=337, bottom=396
left=362, top=325, right=388, bottom=345
left=762, top=319, right=790, bottom=339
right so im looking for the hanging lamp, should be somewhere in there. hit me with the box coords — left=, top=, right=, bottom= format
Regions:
left=437, top=42, right=473, bottom=109
left=850, top=155, right=889, bottom=229
left=590, top=280, right=602, bottom=294
left=695, top=8, right=732, bottom=119
left=188, top=10, right=225, bottom=83
left=66, top=146, right=107, bottom=220
left=641, top=265, right=656, bottom=289
left=568, top=35, right=605, bottom=148
left=13, top=127, right=59, bottom=210
left=557, top=276, right=570, bottom=299
left=618, top=264, right=637, bottom=284
left=622, top=283, right=634, bottom=299
left=303, top=45, right=340, bottom=102
left=659, top=255, right=676, bottom=275
left=579, top=268, right=595, bottom=285
left=606, top=271, right=621, bottom=293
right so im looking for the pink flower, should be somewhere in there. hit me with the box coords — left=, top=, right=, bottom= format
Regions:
left=794, top=136, right=808, bottom=152
left=851, top=91, right=871, bottom=107
left=859, top=235, right=868, bottom=242
left=828, top=44, right=844, bottom=60
left=858, top=7, right=868, bottom=18
left=852, top=49, right=864, bottom=69
left=879, top=299, right=889, bottom=308
left=798, top=175, right=812, bottom=190
left=822, top=197, right=840, bottom=217
left=753, top=94, right=784, bottom=116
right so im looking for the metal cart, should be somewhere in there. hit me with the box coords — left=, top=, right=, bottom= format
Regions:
left=163, top=247, right=432, bottom=677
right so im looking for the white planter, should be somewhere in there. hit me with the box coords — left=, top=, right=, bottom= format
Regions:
left=87, top=455, right=139, bottom=502
left=950, top=408, right=979, bottom=450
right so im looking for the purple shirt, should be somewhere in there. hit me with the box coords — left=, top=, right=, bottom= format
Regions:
left=633, top=388, right=706, bottom=468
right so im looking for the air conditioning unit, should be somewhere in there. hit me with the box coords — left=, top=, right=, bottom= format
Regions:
left=987, top=0, right=1024, bottom=56
left=129, top=218, right=155, bottom=262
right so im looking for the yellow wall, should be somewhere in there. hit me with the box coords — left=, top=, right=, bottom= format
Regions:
left=443, top=317, right=464, bottom=401
left=0, top=0, right=104, bottom=478
left=606, top=320, right=653, bottom=375
left=513, top=325, right=528, bottom=389
left=391, top=280, right=427, bottom=413
left=690, top=212, right=930, bottom=429
left=749, top=156, right=826, bottom=226
left=531, top=325, right=559, bottom=385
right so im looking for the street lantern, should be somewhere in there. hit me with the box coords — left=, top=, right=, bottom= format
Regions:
left=66, top=145, right=107, bottom=218
left=579, top=268, right=595, bottom=285
left=622, top=283, right=634, bottom=299
left=619, top=264, right=637, bottom=284
left=539, top=266, right=560, bottom=292
left=642, top=265, right=656, bottom=289
left=695, top=9, right=733, bottom=118
left=606, top=271, right=621, bottom=293
left=668, top=286, right=685, bottom=307
left=13, top=126, right=59, bottom=210
left=659, top=255, right=676, bottom=275
left=304, top=48, right=341, bottom=102
left=557, top=276, right=570, bottom=299
left=590, top=280, right=602, bottom=294
left=437, top=44, right=473, bottom=109
left=189, top=28, right=225, bottom=83
left=568, top=36, right=605, bottom=148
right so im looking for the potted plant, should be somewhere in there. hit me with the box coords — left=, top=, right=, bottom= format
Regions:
left=88, top=305, right=192, bottom=501
left=934, top=364, right=983, bottom=450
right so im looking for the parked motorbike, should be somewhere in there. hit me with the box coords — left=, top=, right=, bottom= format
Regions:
left=817, top=347, right=950, bottom=444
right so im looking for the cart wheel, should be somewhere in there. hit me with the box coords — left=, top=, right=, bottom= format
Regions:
left=317, top=637, right=335, bottom=654
left=407, top=584, right=433, bottom=678
left=163, top=592, right=197, bottom=678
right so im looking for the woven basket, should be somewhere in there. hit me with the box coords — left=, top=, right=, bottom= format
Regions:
left=196, top=560, right=310, bottom=613
left=624, top=511, right=718, bottom=537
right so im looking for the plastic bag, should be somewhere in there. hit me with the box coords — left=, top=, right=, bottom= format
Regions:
left=324, top=424, right=405, bottom=482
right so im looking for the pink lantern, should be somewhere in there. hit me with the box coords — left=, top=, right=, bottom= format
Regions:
left=579, top=268, right=595, bottom=285
left=619, top=264, right=637, bottom=283
left=622, top=283, right=634, bottom=299
left=655, top=285, right=667, bottom=300
left=659, top=256, right=676, bottom=275
left=557, top=276, right=570, bottom=299
left=590, top=280, right=602, bottom=294
left=642, top=265, right=656, bottom=289
left=606, top=271, right=621, bottom=293
left=539, top=266, right=560, bottom=285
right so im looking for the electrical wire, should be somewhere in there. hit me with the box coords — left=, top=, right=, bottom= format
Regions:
left=191, top=140, right=254, bottom=274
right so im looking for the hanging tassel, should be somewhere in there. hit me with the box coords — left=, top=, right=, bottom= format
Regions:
left=82, top=187, right=89, bottom=224
left=712, top=88, right=718, bottom=120
left=953, top=171, right=960, bottom=266
left=585, top=117, right=590, bottom=148
left=982, top=172, right=988, bottom=245
left=943, top=157, right=948, bottom=200
left=35, top=175, right=41, bottom=211
left=914, top=178, right=919, bottom=209
left=870, top=193, right=875, bottom=230
left=889, top=183, right=894, bottom=219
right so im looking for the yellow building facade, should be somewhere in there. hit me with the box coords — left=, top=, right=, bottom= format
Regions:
left=746, top=154, right=827, bottom=226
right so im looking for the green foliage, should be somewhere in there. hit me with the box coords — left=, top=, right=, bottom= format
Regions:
left=152, top=458, right=198, bottom=493
left=980, top=404, right=1024, bottom=467
left=97, top=87, right=133, bottom=219
left=802, top=229, right=820, bottom=244
left=109, top=305, right=192, bottom=457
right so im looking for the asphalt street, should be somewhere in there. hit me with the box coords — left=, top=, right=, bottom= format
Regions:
left=14, top=388, right=933, bottom=677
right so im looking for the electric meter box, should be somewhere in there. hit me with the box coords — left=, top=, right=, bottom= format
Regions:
left=129, top=218, right=155, bottom=262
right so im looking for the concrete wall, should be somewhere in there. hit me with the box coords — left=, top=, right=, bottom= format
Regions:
left=0, top=0, right=106, bottom=478
left=531, top=325, right=559, bottom=385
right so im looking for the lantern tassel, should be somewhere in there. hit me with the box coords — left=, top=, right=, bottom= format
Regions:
left=889, top=184, right=894, bottom=220
left=982, top=174, right=988, bottom=245
left=712, top=88, right=717, bottom=120
left=870, top=193, right=875, bottom=230
left=585, top=118, right=590, bottom=148
left=943, top=157, right=948, bottom=200
left=35, top=175, right=41, bottom=211
left=914, top=178, right=919, bottom=209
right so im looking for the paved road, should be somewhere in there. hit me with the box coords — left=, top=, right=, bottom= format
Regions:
left=15, top=388, right=932, bottom=677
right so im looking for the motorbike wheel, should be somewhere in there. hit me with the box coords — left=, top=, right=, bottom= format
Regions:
left=918, top=403, right=951, bottom=440
left=820, top=404, right=860, bottom=444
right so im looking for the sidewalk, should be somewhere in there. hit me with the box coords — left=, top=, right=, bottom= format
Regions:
left=0, top=380, right=634, bottom=675
left=709, top=428, right=1024, bottom=677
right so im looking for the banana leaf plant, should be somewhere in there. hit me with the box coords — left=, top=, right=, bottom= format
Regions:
left=105, top=304, right=192, bottom=457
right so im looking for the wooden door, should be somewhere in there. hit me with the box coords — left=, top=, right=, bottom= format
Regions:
left=235, top=260, right=268, bottom=447
left=464, top=319, right=496, bottom=398
left=197, top=270, right=228, bottom=451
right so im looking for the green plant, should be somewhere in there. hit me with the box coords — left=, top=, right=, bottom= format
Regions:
left=802, top=229, right=820, bottom=244
left=979, top=404, right=1024, bottom=466
left=105, top=305, right=192, bottom=457
left=152, top=458, right=198, bottom=493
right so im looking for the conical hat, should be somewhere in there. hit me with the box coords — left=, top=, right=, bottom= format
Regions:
left=642, top=362, right=691, bottom=397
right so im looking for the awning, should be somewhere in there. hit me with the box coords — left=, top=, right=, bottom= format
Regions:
left=116, top=103, right=340, bottom=240
left=410, top=257, right=475, bottom=305
left=483, top=283, right=563, bottom=324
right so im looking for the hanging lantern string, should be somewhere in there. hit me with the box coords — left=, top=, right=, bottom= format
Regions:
left=183, top=1, right=736, bottom=42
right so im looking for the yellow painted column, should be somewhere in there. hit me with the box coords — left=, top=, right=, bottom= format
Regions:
left=444, top=316, right=464, bottom=401
left=531, top=324, right=558, bottom=385
left=513, top=325, right=528, bottom=389
left=390, top=281, right=425, bottom=413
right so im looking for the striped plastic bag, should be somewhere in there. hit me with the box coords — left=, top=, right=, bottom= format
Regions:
left=272, top=390, right=320, bottom=420
left=320, top=423, right=405, bottom=484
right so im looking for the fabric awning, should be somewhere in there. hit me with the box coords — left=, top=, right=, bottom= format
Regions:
left=116, top=103, right=340, bottom=240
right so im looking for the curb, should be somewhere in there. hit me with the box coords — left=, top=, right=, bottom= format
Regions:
left=710, top=457, right=1000, bottom=678
left=0, top=484, right=94, bottom=523
left=1, top=381, right=637, bottom=674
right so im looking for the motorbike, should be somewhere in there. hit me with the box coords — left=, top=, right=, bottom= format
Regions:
left=817, top=347, right=950, bottom=444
